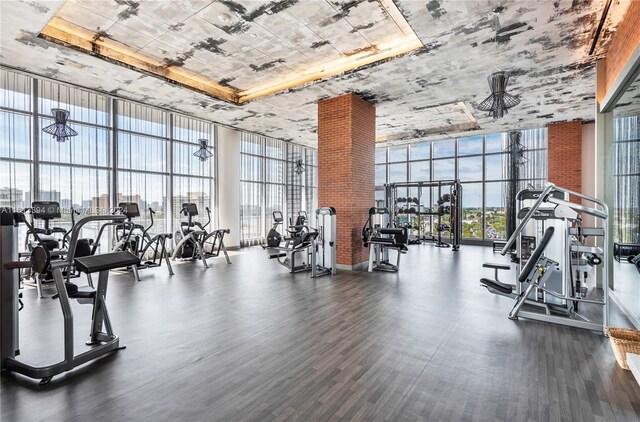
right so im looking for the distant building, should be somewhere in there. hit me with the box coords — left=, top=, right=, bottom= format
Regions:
left=0, top=187, right=23, bottom=208
left=90, top=194, right=110, bottom=214
left=37, top=190, right=61, bottom=203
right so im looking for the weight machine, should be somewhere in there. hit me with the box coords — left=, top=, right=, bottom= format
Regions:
left=362, top=207, right=409, bottom=272
left=263, top=207, right=336, bottom=277
left=385, top=180, right=462, bottom=250
left=479, top=184, right=609, bottom=333
left=1, top=209, right=138, bottom=385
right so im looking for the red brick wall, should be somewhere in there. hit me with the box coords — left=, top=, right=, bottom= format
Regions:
left=605, top=1, right=640, bottom=94
left=547, top=121, right=582, bottom=201
left=318, top=93, right=375, bottom=267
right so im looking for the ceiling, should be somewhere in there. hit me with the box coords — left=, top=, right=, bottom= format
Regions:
left=0, top=0, right=632, bottom=147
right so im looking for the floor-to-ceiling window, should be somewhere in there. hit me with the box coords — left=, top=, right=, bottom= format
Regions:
left=116, top=100, right=169, bottom=234
left=0, top=69, right=32, bottom=246
left=1, top=66, right=217, bottom=251
left=240, top=133, right=317, bottom=246
left=172, top=115, right=215, bottom=234
left=375, top=129, right=548, bottom=242
left=37, top=78, right=111, bottom=246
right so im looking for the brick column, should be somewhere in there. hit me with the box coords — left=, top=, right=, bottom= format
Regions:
left=318, top=93, right=375, bottom=270
left=547, top=120, right=582, bottom=202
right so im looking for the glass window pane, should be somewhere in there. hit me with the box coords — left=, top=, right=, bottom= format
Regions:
left=389, top=145, right=407, bottom=162
left=433, top=140, right=455, bottom=158
left=40, top=80, right=109, bottom=126
left=461, top=183, right=482, bottom=239
left=241, top=154, right=263, bottom=181
left=118, top=133, right=167, bottom=173
left=1, top=69, right=31, bottom=111
left=241, top=134, right=263, bottom=155
left=265, top=158, right=284, bottom=183
left=173, top=176, right=212, bottom=230
left=0, top=160, right=31, bottom=209
left=458, top=136, right=483, bottom=156
left=1, top=111, right=31, bottom=160
left=40, top=120, right=109, bottom=167
left=375, top=148, right=387, bottom=164
left=266, top=138, right=284, bottom=159
left=433, top=159, right=455, bottom=180
left=375, top=164, right=386, bottom=186
left=485, top=154, right=504, bottom=181
left=410, top=161, right=430, bottom=182
left=117, top=101, right=165, bottom=136
left=458, top=156, right=482, bottom=181
left=485, top=133, right=505, bottom=153
left=240, top=181, right=263, bottom=243
left=485, top=182, right=506, bottom=240
left=117, top=171, right=169, bottom=233
left=388, top=163, right=407, bottom=183
left=410, top=142, right=430, bottom=160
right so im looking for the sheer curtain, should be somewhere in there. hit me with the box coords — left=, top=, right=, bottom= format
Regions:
left=613, top=116, right=640, bottom=243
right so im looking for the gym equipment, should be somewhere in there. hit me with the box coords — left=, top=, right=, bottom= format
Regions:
left=263, top=208, right=336, bottom=277
left=112, top=202, right=174, bottom=280
left=385, top=180, right=461, bottom=250
left=479, top=184, right=609, bottom=333
left=313, top=207, right=337, bottom=277
left=362, top=207, right=408, bottom=272
left=21, top=203, right=92, bottom=297
left=266, top=211, right=284, bottom=247
left=629, top=254, right=640, bottom=273
left=1, top=209, right=138, bottom=385
left=171, top=203, right=231, bottom=268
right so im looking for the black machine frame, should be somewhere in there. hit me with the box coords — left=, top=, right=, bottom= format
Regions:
left=384, top=180, right=462, bottom=251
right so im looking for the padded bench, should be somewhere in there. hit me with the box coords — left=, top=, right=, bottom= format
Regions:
left=480, top=262, right=513, bottom=294
left=74, top=251, right=140, bottom=274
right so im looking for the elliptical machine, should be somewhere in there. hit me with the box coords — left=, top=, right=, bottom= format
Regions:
left=171, top=203, right=231, bottom=268
left=112, top=202, right=174, bottom=280
left=22, top=202, right=93, bottom=297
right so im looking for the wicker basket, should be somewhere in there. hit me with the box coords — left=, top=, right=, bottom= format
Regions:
left=607, top=327, right=640, bottom=370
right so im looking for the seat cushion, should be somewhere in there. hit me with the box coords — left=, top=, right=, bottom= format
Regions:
left=75, top=251, right=140, bottom=274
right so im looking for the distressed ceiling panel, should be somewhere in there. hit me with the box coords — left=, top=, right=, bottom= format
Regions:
left=0, top=0, right=632, bottom=149
left=39, top=0, right=424, bottom=104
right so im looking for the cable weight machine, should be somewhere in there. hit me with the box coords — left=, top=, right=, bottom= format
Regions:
left=385, top=180, right=462, bottom=251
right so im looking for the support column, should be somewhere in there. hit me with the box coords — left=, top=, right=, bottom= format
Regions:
left=318, top=93, right=375, bottom=270
left=547, top=120, right=583, bottom=202
left=217, top=126, right=241, bottom=249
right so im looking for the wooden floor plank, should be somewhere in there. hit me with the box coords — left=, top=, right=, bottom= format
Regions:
left=1, top=245, right=639, bottom=421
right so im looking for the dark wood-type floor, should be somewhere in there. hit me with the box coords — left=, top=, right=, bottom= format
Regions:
left=1, top=245, right=639, bottom=421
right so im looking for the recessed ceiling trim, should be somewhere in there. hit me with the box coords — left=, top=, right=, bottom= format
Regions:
left=39, top=17, right=239, bottom=103
left=38, top=0, right=424, bottom=105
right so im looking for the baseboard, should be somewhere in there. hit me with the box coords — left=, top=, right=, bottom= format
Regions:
left=336, top=261, right=369, bottom=271
left=225, top=245, right=241, bottom=251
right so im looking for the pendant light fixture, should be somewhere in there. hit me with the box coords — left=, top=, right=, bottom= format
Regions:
left=476, top=71, right=521, bottom=119
left=475, top=5, right=520, bottom=119
left=41, top=83, right=77, bottom=142
left=294, top=158, right=305, bottom=175
left=42, top=108, right=78, bottom=142
left=193, top=138, right=213, bottom=161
